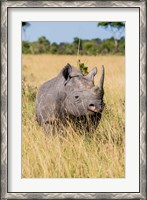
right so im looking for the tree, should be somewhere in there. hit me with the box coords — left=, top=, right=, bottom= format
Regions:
left=22, top=22, right=30, bottom=32
left=35, top=36, right=50, bottom=54
left=22, top=36, right=125, bottom=55
left=22, top=22, right=30, bottom=41
left=97, top=22, right=125, bottom=37
left=73, top=37, right=83, bottom=55
left=50, top=42, right=58, bottom=54
left=22, top=41, right=31, bottom=54
left=22, top=22, right=30, bottom=28
left=97, top=22, right=125, bottom=52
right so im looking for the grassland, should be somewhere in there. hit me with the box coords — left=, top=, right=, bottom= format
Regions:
left=22, top=55, right=125, bottom=178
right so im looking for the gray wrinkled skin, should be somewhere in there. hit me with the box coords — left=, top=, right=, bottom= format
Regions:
left=35, top=63, right=105, bottom=131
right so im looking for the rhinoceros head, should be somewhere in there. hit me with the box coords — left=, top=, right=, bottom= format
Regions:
left=61, top=63, right=105, bottom=117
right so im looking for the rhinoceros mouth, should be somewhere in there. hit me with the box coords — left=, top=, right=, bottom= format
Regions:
left=88, top=105, right=104, bottom=114
left=87, top=104, right=100, bottom=113
left=88, top=108, right=99, bottom=113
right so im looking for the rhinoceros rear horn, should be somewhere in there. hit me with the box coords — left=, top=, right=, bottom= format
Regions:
left=62, top=63, right=72, bottom=80
left=99, top=65, right=104, bottom=89
left=86, top=67, right=97, bottom=81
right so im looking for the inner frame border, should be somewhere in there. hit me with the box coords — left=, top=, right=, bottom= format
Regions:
left=1, top=1, right=146, bottom=199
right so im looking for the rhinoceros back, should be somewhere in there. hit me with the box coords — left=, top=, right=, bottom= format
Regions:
left=35, top=76, right=65, bottom=125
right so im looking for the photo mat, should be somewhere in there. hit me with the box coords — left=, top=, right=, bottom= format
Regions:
left=2, top=2, right=145, bottom=198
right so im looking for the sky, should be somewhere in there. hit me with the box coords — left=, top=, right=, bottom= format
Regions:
left=22, top=22, right=125, bottom=44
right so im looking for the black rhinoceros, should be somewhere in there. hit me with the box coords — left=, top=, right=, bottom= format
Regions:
left=35, top=63, right=105, bottom=132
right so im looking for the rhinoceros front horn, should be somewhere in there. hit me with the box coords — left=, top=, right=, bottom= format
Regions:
left=99, top=65, right=104, bottom=90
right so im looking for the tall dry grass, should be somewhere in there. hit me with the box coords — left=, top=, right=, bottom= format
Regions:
left=22, top=55, right=125, bottom=178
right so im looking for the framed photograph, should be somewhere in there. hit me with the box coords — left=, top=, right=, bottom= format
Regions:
left=1, top=0, right=146, bottom=199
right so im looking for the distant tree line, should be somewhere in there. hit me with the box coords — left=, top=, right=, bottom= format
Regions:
left=22, top=36, right=125, bottom=55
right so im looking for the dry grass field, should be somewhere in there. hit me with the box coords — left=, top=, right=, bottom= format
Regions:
left=22, top=55, right=125, bottom=178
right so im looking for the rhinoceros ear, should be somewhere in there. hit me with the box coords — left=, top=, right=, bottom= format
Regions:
left=62, top=63, right=72, bottom=80
left=86, top=67, right=97, bottom=81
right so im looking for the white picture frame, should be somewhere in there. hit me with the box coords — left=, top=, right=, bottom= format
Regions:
left=1, top=1, right=146, bottom=199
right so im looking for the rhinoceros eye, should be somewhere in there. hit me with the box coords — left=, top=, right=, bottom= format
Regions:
left=75, top=96, right=79, bottom=99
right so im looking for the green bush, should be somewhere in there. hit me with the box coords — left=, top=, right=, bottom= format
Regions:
left=77, top=60, right=89, bottom=75
left=22, top=41, right=31, bottom=54
left=22, top=36, right=125, bottom=55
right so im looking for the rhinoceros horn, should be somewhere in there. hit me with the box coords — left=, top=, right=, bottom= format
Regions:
left=86, top=67, right=97, bottom=81
left=91, top=65, right=104, bottom=94
left=99, top=65, right=104, bottom=90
